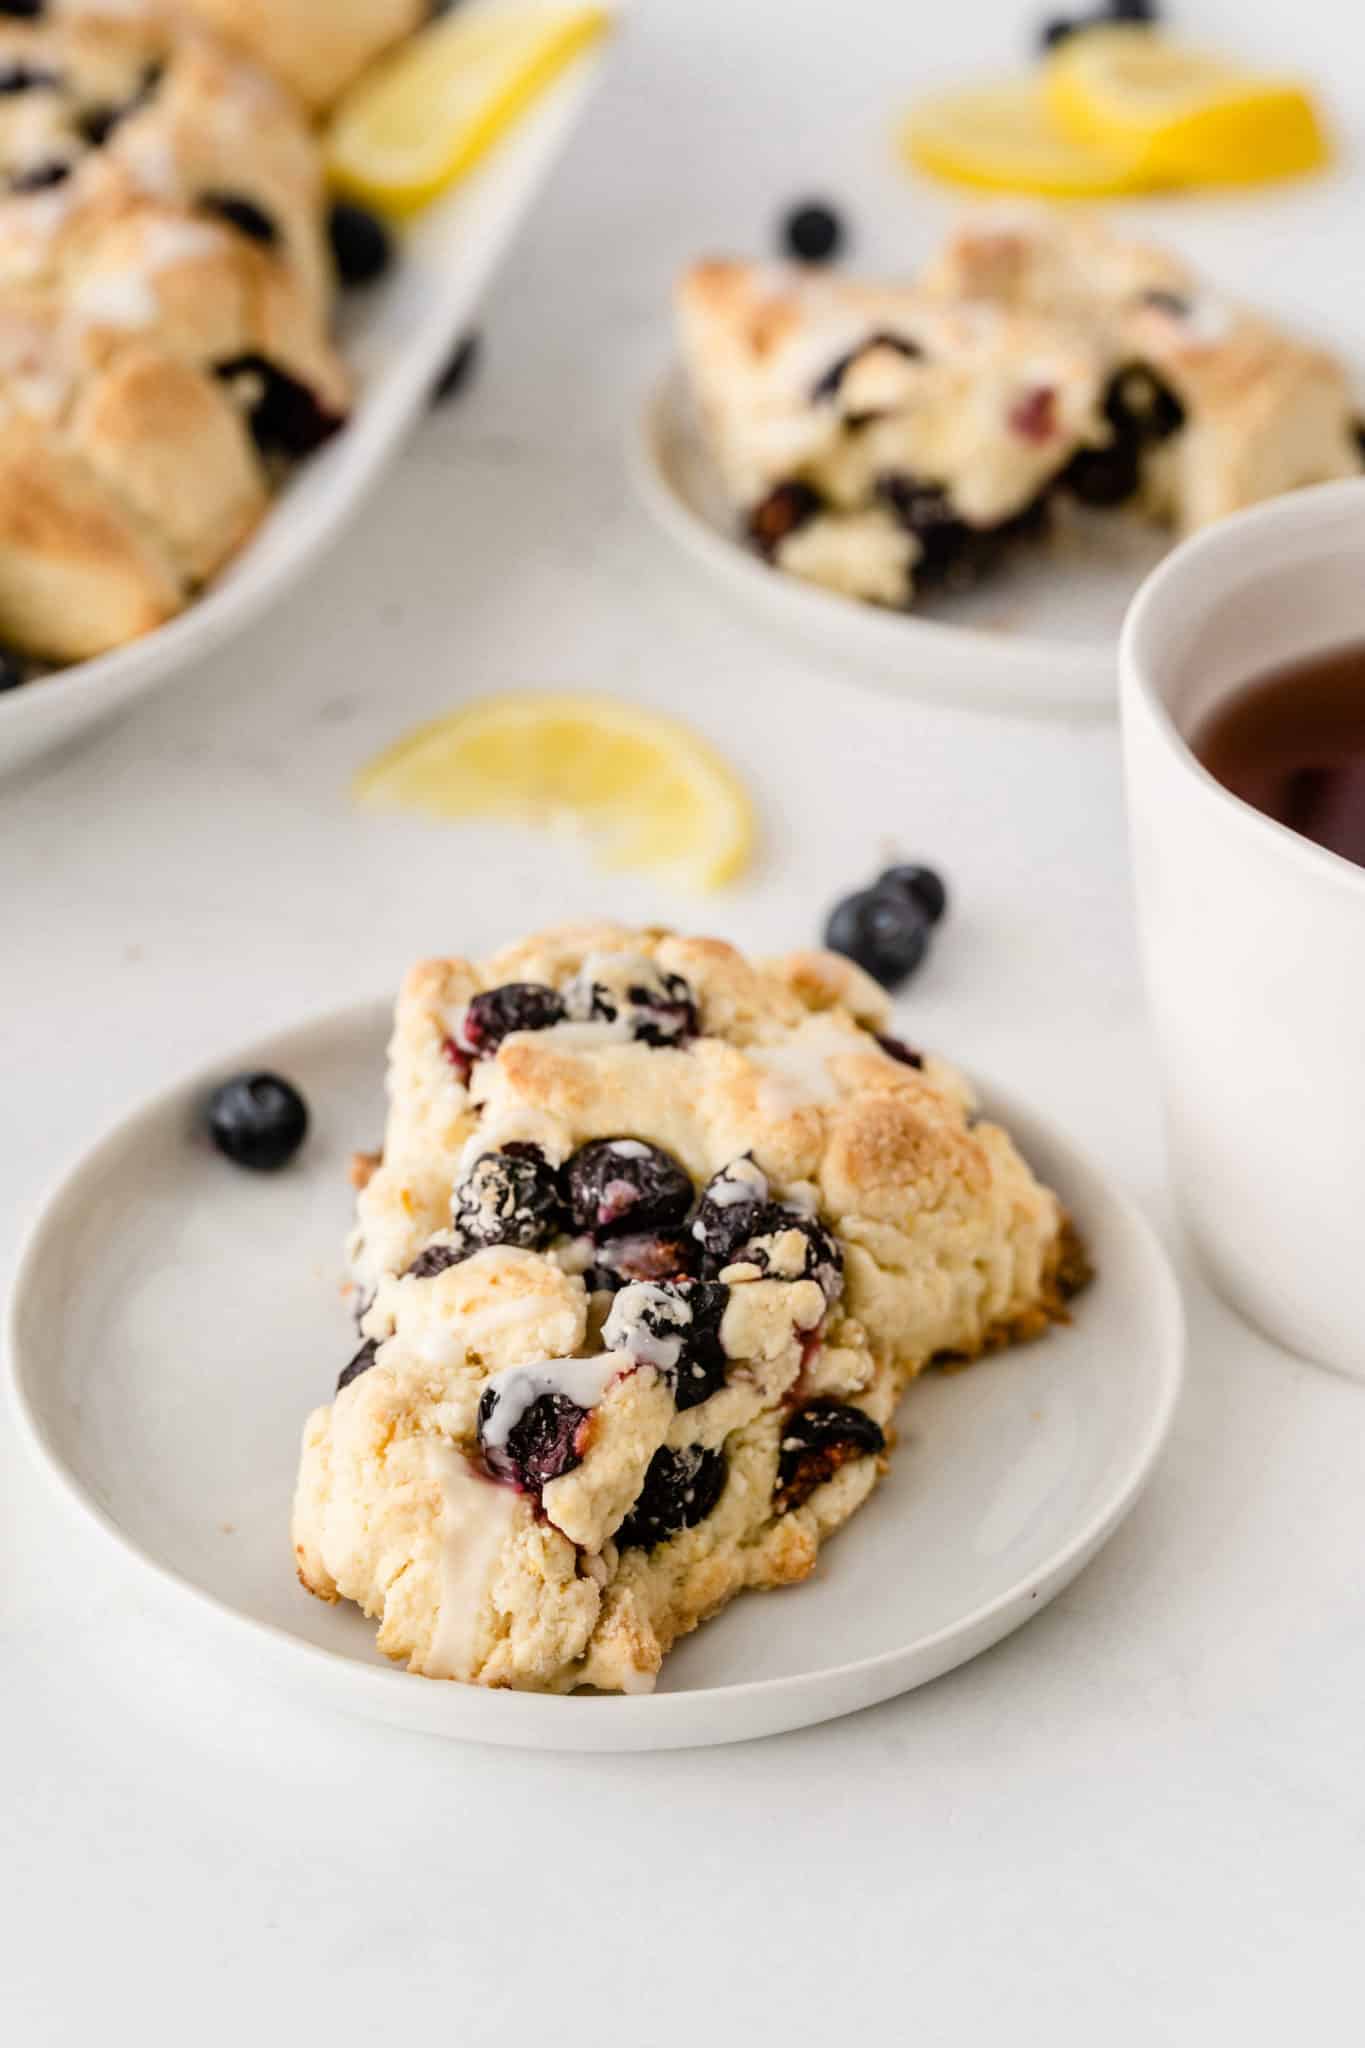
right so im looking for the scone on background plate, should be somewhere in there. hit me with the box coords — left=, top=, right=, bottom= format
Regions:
left=0, top=6, right=349, bottom=664
left=293, top=924, right=1090, bottom=1697
left=166, top=0, right=429, bottom=112
left=676, top=211, right=1362, bottom=611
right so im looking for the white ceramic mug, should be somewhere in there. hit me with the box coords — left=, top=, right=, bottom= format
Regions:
left=1121, top=478, right=1365, bottom=1381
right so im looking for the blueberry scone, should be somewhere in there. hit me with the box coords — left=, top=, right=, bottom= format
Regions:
left=170, top=0, right=428, bottom=112
left=676, top=212, right=1361, bottom=610
left=293, top=924, right=1089, bottom=1695
left=0, top=5, right=348, bottom=663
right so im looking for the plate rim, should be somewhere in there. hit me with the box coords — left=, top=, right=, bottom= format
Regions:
left=631, top=362, right=1134, bottom=717
left=5, top=994, right=1185, bottom=1750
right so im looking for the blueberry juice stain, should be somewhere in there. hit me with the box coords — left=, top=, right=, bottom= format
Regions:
left=1191, top=641, right=1365, bottom=869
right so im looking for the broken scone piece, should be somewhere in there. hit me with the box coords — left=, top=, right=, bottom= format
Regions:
left=293, top=924, right=1089, bottom=1694
left=676, top=211, right=1361, bottom=610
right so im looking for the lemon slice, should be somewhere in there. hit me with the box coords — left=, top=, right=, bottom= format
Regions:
left=1044, top=25, right=1329, bottom=185
left=327, top=7, right=610, bottom=214
left=900, top=76, right=1152, bottom=198
left=355, top=693, right=756, bottom=891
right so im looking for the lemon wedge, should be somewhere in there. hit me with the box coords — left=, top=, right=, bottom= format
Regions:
left=1044, top=25, right=1329, bottom=185
left=900, top=76, right=1152, bottom=198
left=326, top=7, right=610, bottom=214
left=355, top=693, right=756, bottom=892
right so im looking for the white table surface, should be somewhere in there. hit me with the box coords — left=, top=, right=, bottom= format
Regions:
left=4, top=1, right=1363, bottom=2038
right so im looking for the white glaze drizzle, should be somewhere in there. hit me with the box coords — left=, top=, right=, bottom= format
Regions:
left=602, top=1284, right=688, bottom=1371
left=422, top=1442, right=521, bottom=1681
left=478, top=1354, right=623, bottom=1452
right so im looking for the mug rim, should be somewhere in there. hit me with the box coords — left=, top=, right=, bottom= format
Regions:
left=1119, top=476, right=1365, bottom=901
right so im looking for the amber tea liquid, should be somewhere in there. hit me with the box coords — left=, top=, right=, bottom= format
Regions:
left=1192, top=641, right=1365, bottom=868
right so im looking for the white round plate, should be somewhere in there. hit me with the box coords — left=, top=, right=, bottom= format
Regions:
left=8, top=999, right=1183, bottom=1752
left=0, top=3, right=621, bottom=783
left=633, top=364, right=1172, bottom=717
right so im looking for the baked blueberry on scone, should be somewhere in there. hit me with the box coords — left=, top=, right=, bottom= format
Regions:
left=293, top=924, right=1089, bottom=1695
left=676, top=212, right=1362, bottom=610
left=0, top=5, right=348, bottom=665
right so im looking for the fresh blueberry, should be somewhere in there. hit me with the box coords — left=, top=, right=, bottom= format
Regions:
left=877, top=863, right=948, bottom=926
left=432, top=332, right=481, bottom=404
left=691, top=1156, right=770, bottom=1273
left=10, top=159, right=71, bottom=192
left=617, top=1444, right=727, bottom=1550
left=747, top=478, right=822, bottom=558
left=336, top=1338, right=378, bottom=1392
left=775, top=1399, right=885, bottom=1513
left=451, top=1143, right=566, bottom=1254
left=456, top=982, right=566, bottom=1058
left=478, top=1385, right=587, bottom=1491
left=1038, top=15, right=1086, bottom=49
left=824, top=886, right=929, bottom=990
left=565, top=1139, right=693, bottom=1239
left=207, top=1071, right=309, bottom=1171
left=327, top=199, right=393, bottom=288
left=199, top=191, right=278, bottom=247
left=781, top=200, right=845, bottom=265
left=215, top=354, right=342, bottom=458
left=0, top=647, right=26, bottom=692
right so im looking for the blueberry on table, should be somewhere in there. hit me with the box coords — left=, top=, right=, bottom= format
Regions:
left=877, top=862, right=948, bottom=926
left=207, top=1072, right=309, bottom=1171
left=824, top=886, right=929, bottom=990
left=432, top=332, right=481, bottom=404
left=0, top=647, right=26, bottom=692
left=781, top=201, right=845, bottom=265
left=327, top=199, right=393, bottom=288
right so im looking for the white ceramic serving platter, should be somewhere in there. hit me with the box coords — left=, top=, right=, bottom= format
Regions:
left=0, top=2, right=622, bottom=783
left=8, top=997, right=1183, bottom=1752
left=634, top=363, right=1174, bottom=717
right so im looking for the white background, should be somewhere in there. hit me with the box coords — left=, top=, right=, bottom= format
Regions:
left=3, top=0, right=1363, bottom=2039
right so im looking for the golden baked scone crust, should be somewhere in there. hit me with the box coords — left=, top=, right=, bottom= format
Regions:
left=293, top=924, right=1087, bottom=1695
left=168, top=0, right=428, bottom=112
